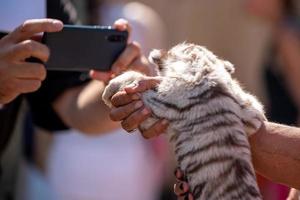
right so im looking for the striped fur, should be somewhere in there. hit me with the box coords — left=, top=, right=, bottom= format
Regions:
left=102, top=43, right=266, bottom=200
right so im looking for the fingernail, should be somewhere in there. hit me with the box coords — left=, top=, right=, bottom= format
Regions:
left=131, top=93, right=141, bottom=100
left=135, top=101, right=143, bottom=109
left=52, top=20, right=63, bottom=28
left=142, top=108, right=150, bottom=115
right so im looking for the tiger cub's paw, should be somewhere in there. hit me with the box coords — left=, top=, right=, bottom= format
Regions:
left=102, top=71, right=146, bottom=108
left=241, top=94, right=266, bottom=136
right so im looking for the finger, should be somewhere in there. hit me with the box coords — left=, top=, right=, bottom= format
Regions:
left=111, top=41, right=141, bottom=74
left=109, top=100, right=143, bottom=121
left=13, top=62, right=46, bottom=80
left=0, top=92, right=18, bottom=105
left=174, top=168, right=185, bottom=181
left=124, top=77, right=161, bottom=94
left=140, top=119, right=168, bottom=139
left=129, top=55, right=154, bottom=75
left=17, top=79, right=42, bottom=93
left=121, top=107, right=151, bottom=132
left=10, top=39, right=50, bottom=62
left=31, top=34, right=43, bottom=42
left=174, top=181, right=190, bottom=196
left=89, top=70, right=113, bottom=83
left=110, top=90, right=141, bottom=107
left=113, top=18, right=132, bottom=42
left=8, top=18, right=63, bottom=43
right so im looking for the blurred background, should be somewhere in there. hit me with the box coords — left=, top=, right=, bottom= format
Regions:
left=1, top=0, right=300, bottom=199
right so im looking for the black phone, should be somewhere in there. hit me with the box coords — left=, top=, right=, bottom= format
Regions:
left=42, top=25, right=128, bottom=72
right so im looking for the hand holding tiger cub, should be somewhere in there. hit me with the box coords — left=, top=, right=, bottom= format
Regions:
left=106, top=43, right=266, bottom=138
left=103, top=43, right=266, bottom=200
left=90, top=18, right=155, bottom=83
left=108, top=77, right=169, bottom=138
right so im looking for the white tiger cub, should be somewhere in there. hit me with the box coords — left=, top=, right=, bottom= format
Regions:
left=102, top=43, right=266, bottom=200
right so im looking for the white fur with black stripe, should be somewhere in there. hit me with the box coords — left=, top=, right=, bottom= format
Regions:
left=103, top=43, right=266, bottom=200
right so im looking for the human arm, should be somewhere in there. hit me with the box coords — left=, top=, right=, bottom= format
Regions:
left=287, top=188, right=300, bottom=200
left=249, top=121, right=300, bottom=189
left=173, top=121, right=300, bottom=199
left=51, top=19, right=153, bottom=134
left=0, top=19, right=63, bottom=104
left=52, top=80, right=120, bottom=134
left=108, top=74, right=300, bottom=187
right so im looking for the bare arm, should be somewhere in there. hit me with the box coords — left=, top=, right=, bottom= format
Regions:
left=52, top=80, right=119, bottom=134
left=51, top=19, right=153, bottom=134
left=249, top=121, right=300, bottom=189
left=109, top=79, right=300, bottom=188
left=173, top=121, right=300, bottom=199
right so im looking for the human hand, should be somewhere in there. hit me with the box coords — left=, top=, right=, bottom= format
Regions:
left=109, top=76, right=169, bottom=138
left=287, top=188, right=300, bottom=200
left=0, top=18, right=63, bottom=104
left=90, top=18, right=156, bottom=83
left=174, top=168, right=194, bottom=200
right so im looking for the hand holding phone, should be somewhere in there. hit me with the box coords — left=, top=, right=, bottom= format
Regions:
left=42, top=25, right=128, bottom=72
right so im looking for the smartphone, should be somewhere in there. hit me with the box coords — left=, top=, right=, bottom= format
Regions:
left=42, top=25, right=128, bottom=71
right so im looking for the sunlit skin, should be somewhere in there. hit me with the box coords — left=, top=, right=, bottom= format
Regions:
left=0, top=19, right=63, bottom=104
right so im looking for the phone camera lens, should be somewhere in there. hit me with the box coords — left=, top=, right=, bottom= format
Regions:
left=107, top=35, right=125, bottom=42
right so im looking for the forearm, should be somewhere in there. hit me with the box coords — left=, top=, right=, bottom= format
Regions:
left=53, top=80, right=119, bottom=134
left=250, top=121, right=300, bottom=189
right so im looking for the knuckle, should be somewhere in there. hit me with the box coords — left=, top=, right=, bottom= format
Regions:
left=22, top=40, right=34, bottom=52
left=44, top=18, right=54, bottom=24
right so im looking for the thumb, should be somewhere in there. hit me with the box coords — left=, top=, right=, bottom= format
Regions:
left=89, top=70, right=113, bottom=84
